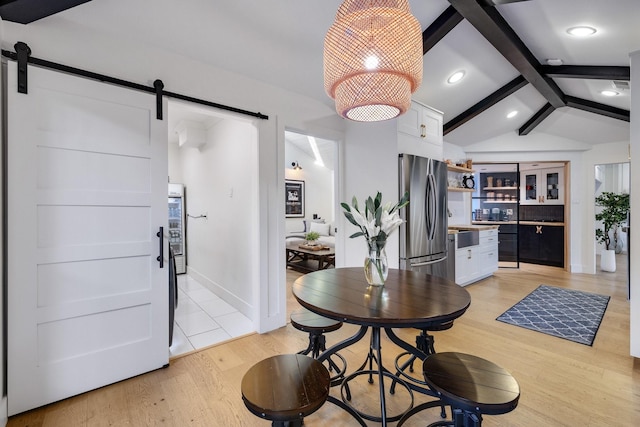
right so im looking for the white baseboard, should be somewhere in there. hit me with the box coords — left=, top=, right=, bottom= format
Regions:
left=185, top=266, right=253, bottom=320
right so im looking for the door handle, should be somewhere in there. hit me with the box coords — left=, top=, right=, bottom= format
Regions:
left=157, top=226, right=164, bottom=268
left=420, top=124, right=426, bottom=138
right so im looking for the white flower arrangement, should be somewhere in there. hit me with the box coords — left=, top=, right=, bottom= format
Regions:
left=341, top=191, right=409, bottom=252
left=341, top=191, right=409, bottom=284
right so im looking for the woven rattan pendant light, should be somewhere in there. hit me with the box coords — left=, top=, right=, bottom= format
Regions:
left=324, top=0, right=423, bottom=122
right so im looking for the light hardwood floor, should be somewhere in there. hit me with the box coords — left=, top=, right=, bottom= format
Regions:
left=8, top=256, right=639, bottom=426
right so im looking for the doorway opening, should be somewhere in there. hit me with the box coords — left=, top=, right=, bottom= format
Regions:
left=284, top=130, right=338, bottom=318
left=472, top=161, right=568, bottom=270
left=594, top=162, right=630, bottom=296
left=167, top=100, right=259, bottom=356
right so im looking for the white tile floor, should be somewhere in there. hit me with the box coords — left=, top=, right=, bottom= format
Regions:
left=169, top=274, right=254, bottom=357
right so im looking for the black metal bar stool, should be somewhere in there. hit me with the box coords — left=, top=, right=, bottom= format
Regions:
left=241, top=354, right=330, bottom=426
left=397, top=352, right=521, bottom=426
left=391, top=320, right=454, bottom=391
left=290, top=307, right=347, bottom=385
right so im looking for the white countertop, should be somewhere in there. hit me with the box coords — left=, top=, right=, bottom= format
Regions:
left=448, top=224, right=500, bottom=232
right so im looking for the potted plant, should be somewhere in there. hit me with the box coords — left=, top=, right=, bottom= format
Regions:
left=595, top=191, right=629, bottom=272
left=304, top=231, right=320, bottom=246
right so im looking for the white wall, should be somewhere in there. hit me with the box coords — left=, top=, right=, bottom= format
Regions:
left=340, top=121, right=399, bottom=268
left=443, top=142, right=467, bottom=165
left=284, top=141, right=334, bottom=234
left=630, top=50, right=639, bottom=357
left=168, top=140, right=182, bottom=183
left=171, top=119, right=259, bottom=318
left=0, top=16, right=7, bottom=427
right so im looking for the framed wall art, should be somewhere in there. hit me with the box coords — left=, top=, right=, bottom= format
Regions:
left=285, top=179, right=305, bottom=218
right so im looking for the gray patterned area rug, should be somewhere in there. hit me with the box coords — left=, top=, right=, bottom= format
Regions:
left=496, top=285, right=610, bottom=346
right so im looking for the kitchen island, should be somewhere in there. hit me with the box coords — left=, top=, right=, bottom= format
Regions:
left=448, top=224, right=499, bottom=286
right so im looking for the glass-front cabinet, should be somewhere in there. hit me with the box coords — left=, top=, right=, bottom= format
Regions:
left=520, top=167, right=564, bottom=205
left=471, top=163, right=519, bottom=268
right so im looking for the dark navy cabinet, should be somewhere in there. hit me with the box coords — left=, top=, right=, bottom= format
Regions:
left=518, top=224, right=564, bottom=267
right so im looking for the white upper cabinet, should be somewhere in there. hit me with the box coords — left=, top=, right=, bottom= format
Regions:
left=398, top=101, right=443, bottom=146
left=397, top=101, right=443, bottom=161
left=520, top=167, right=565, bottom=205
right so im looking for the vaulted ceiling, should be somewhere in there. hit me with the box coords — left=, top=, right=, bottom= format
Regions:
left=1, top=0, right=638, bottom=149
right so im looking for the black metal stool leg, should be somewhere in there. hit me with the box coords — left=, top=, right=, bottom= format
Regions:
left=296, top=337, right=314, bottom=356
left=273, top=420, right=303, bottom=427
left=291, top=309, right=348, bottom=388
left=391, top=329, right=446, bottom=418
left=313, top=333, right=326, bottom=359
left=390, top=329, right=432, bottom=393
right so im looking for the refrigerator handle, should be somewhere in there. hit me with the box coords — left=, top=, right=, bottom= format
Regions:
left=157, top=226, right=164, bottom=268
left=425, top=173, right=437, bottom=240
left=411, top=255, right=447, bottom=267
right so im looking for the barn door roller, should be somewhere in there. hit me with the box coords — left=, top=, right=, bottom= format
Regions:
left=15, top=42, right=31, bottom=94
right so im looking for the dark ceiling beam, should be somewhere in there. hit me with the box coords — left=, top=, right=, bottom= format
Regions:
left=565, top=96, right=630, bottom=122
left=540, top=65, right=630, bottom=81
left=448, top=0, right=565, bottom=108
left=519, top=103, right=555, bottom=136
left=422, top=6, right=464, bottom=54
left=0, top=0, right=91, bottom=24
left=444, top=75, right=528, bottom=134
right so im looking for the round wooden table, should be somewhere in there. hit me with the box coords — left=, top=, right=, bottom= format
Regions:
left=292, top=267, right=471, bottom=426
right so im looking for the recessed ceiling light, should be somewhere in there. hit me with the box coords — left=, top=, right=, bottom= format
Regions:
left=567, top=26, right=597, bottom=37
left=447, top=70, right=465, bottom=84
left=601, top=90, right=619, bottom=97
left=546, top=58, right=563, bottom=66
left=506, top=110, right=518, bottom=119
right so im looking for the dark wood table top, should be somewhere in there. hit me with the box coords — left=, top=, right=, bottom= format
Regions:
left=292, top=267, right=471, bottom=328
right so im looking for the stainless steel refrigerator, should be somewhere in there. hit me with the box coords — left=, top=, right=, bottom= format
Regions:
left=398, top=154, right=449, bottom=278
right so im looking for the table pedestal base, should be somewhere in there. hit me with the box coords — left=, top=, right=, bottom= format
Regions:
left=339, top=327, right=415, bottom=425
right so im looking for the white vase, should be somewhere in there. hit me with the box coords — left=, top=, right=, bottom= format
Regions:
left=600, top=249, right=616, bottom=272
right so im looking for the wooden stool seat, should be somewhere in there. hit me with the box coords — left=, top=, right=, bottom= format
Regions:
left=290, top=308, right=343, bottom=335
left=241, top=354, right=330, bottom=426
left=398, top=352, right=520, bottom=426
left=423, top=352, right=520, bottom=415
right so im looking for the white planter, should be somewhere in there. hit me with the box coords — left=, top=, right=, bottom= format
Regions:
left=600, top=249, right=616, bottom=272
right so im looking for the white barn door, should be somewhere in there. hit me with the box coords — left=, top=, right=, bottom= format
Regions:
left=6, top=63, right=169, bottom=415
